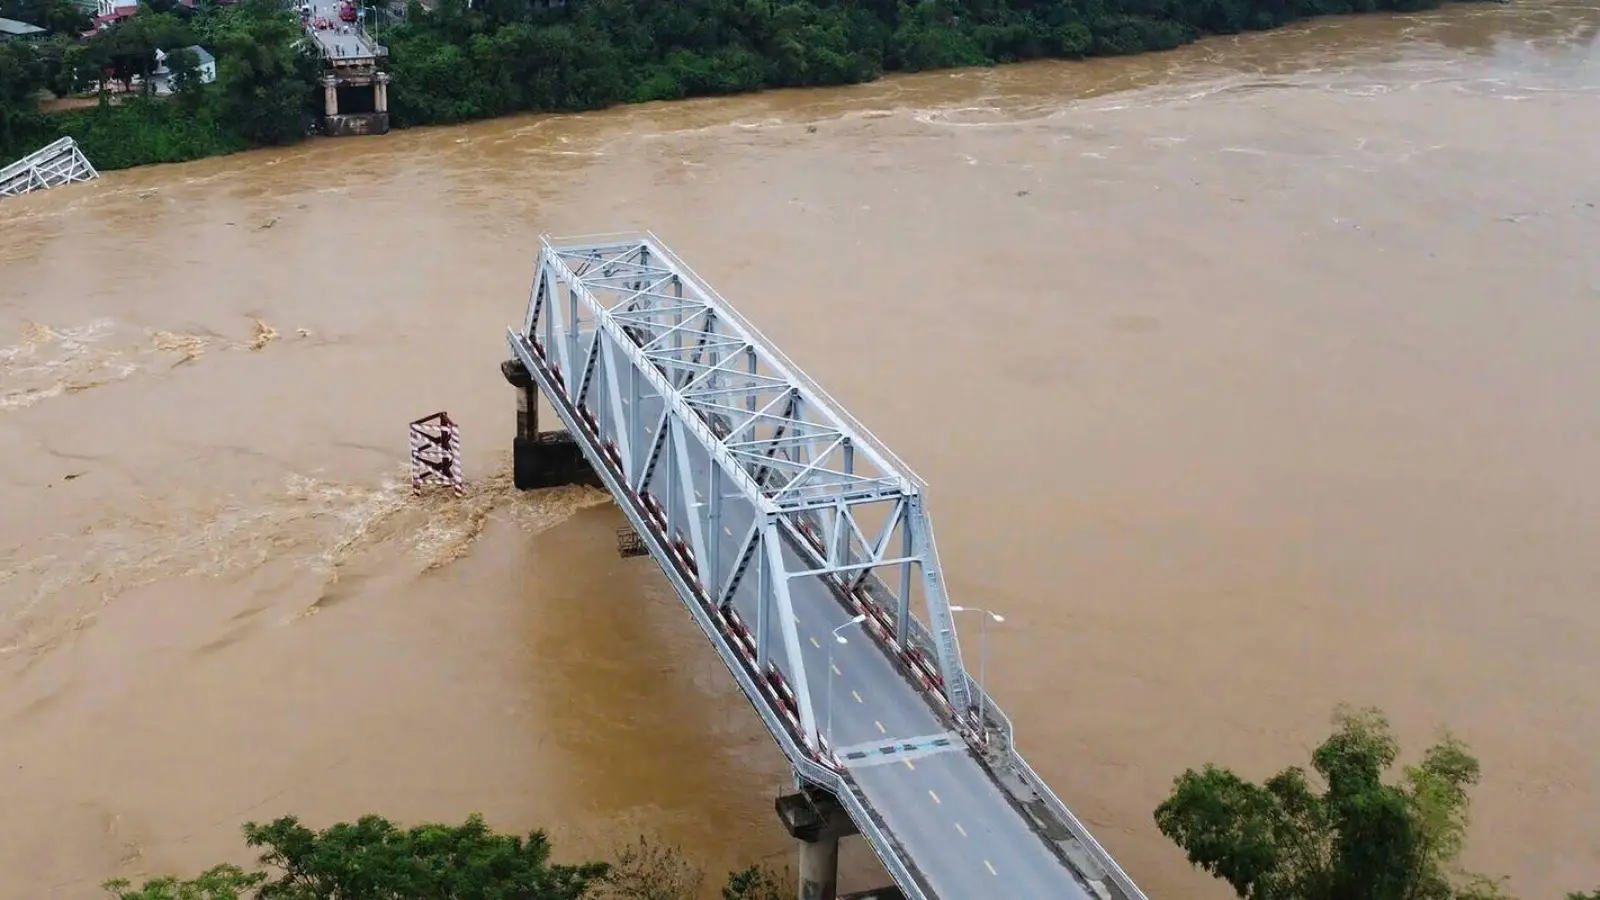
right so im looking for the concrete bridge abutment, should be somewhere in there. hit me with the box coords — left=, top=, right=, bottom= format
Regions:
left=501, top=358, right=601, bottom=490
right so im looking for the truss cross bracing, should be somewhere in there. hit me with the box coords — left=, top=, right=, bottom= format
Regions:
left=0, top=138, right=99, bottom=198
left=505, top=232, right=1150, bottom=900
left=510, top=232, right=975, bottom=746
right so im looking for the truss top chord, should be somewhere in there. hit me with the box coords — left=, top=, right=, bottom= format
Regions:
left=539, top=232, right=929, bottom=504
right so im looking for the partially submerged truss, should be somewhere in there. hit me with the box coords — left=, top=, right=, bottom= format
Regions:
left=0, top=138, right=99, bottom=198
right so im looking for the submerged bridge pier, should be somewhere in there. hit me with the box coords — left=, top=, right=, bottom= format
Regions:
left=501, top=232, right=1149, bottom=900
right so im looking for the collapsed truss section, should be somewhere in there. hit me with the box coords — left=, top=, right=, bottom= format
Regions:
left=0, top=138, right=99, bottom=198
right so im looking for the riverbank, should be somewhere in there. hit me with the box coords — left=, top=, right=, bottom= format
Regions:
left=3, top=0, right=1597, bottom=893
left=1, top=0, right=1451, bottom=175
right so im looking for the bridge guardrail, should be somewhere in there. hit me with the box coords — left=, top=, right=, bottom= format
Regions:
left=854, top=545, right=1149, bottom=900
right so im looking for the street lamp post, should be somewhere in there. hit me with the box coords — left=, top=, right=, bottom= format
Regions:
left=949, top=606, right=1004, bottom=741
left=825, top=614, right=868, bottom=752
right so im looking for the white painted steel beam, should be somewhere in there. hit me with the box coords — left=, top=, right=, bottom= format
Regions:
left=512, top=232, right=974, bottom=718
left=0, top=138, right=99, bottom=198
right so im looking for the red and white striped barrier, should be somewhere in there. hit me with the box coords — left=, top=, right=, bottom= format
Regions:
left=409, top=411, right=464, bottom=495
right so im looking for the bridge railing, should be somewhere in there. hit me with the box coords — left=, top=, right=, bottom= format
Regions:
left=845, top=532, right=1149, bottom=900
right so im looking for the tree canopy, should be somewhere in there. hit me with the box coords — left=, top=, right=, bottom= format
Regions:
left=0, top=0, right=311, bottom=169
left=1155, top=705, right=1595, bottom=900
left=5, top=0, right=1456, bottom=171
left=102, top=814, right=786, bottom=900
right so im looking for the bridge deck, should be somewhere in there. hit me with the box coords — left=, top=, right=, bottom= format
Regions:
left=506, top=232, right=1146, bottom=900
left=305, top=0, right=382, bottom=60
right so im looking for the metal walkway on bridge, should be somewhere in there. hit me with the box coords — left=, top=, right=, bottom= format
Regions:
left=503, top=232, right=1148, bottom=900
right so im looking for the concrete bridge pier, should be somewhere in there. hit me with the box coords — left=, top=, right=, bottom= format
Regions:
left=501, top=358, right=601, bottom=490
left=777, top=786, right=855, bottom=900
left=775, top=785, right=908, bottom=900
left=319, top=58, right=390, bottom=136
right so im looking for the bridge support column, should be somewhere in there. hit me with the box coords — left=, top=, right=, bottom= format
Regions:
left=322, top=75, right=338, bottom=117
left=502, top=358, right=601, bottom=490
left=776, top=785, right=858, bottom=900
left=800, top=838, right=840, bottom=900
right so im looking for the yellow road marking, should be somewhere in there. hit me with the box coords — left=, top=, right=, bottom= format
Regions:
left=851, top=690, right=863, bottom=703
left=928, top=790, right=941, bottom=804
left=954, top=822, right=967, bottom=837
left=984, top=860, right=997, bottom=876
left=810, top=636, right=820, bottom=648
left=875, top=720, right=886, bottom=733
left=904, top=759, right=915, bottom=770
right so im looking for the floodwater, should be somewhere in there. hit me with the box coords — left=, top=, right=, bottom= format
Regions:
left=2, top=2, right=1597, bottom=897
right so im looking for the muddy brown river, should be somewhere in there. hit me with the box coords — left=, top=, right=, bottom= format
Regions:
left=2, top=2, right=1597, bottom=897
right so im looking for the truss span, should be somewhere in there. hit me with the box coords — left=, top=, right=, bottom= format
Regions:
left=506, top=231, right=1148, bottom=900
left=0, top=138, right=99, bottom=198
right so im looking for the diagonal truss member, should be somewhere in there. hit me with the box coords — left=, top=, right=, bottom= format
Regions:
left=505, top=231, right=974, bottom=752
left=0, top=137, right=99, bottom=198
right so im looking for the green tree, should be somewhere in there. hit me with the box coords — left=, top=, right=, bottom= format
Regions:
left=593, top=835, right=703, bottom=900
left=0, top=39, right=46, bottom=152
left=100, top=814, right=782, bottom=900
left=241, top=814, right=605, bottom=900
left=105, top=865, right=265, bottom=900
left=1155, top=706, right=1529, bottom=900
left=722, top=866, right=786, bottom=900
left=164, top=45, right=204, bottom=108
left=202, top=0, right=315, bottom=144
left=0, top=0, right=90, bottom=34
left=88, top=8, right=193, bottom=93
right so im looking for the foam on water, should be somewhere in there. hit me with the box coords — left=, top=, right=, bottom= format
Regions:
left=0, top=462, right=610, bottom=663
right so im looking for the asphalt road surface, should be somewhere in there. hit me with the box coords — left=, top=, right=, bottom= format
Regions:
left=305, top=0, right=375, bottom=59
left=616, top=379, right=1094, bottom=900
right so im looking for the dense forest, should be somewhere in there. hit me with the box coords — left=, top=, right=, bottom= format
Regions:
left=1, top=0, right=315, bottom=168
left=2, top=0, right=1447, bottom=171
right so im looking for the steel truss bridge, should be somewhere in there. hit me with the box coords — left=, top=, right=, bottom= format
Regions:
left=505, top=232, right=1148, bottom=900
left=0, top=137, right=99, bottom=199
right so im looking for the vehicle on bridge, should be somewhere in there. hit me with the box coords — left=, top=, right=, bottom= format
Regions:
left=502, top=233, right=1149, bottom=900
